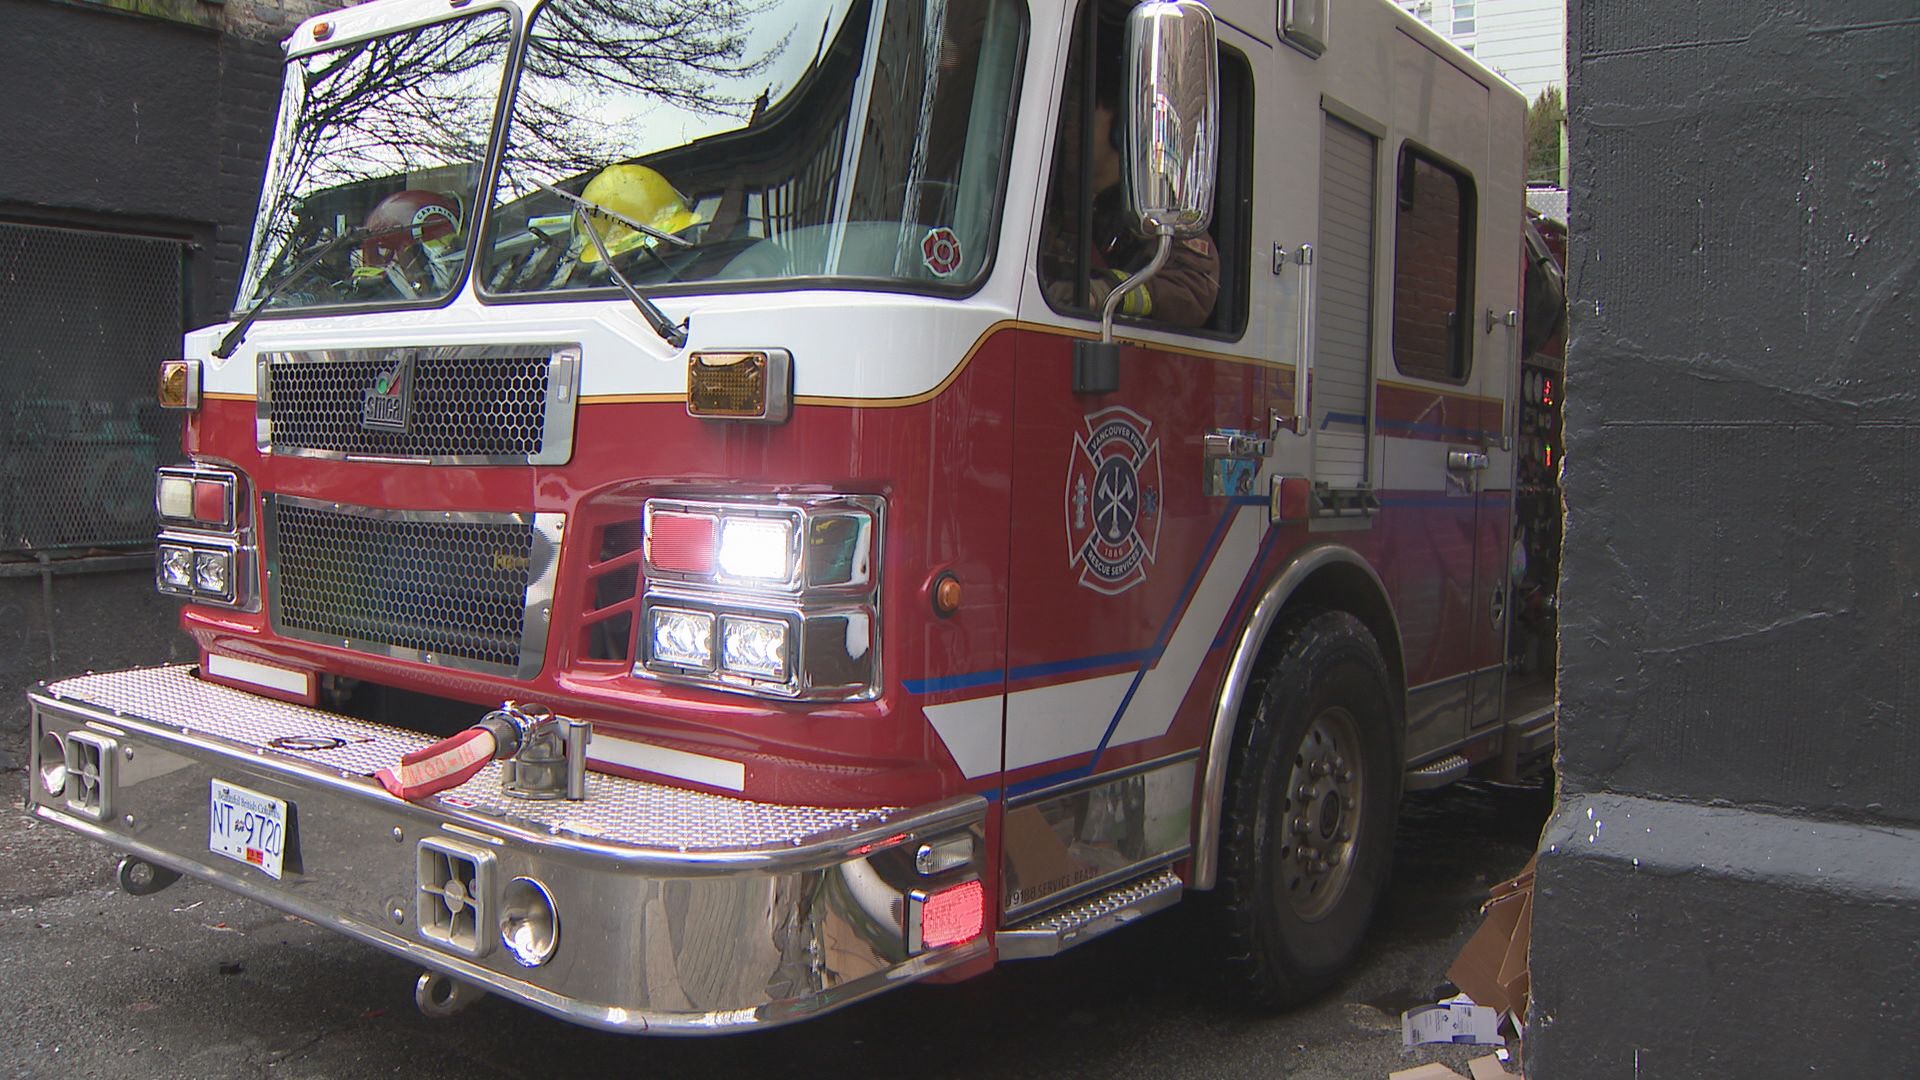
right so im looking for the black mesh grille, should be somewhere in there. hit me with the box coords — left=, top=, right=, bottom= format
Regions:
left=267, top=353, right=550, bottom=459
left=272, top=501, right=534, bottom=671
left=0, top=221, right=184, bottom=552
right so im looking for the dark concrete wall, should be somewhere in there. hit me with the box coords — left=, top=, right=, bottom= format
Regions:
left=0, top=0, right=284, bottom=322
left=1531, top=2, right=1919, bottom=1075
left=0, top=0, right=289, bottom=768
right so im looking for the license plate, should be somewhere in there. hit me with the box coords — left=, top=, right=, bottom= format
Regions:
left=209, top=780, right=288, bottom=880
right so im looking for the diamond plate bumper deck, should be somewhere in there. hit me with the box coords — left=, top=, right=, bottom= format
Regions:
left=27, top=666, right=986, bottom=1033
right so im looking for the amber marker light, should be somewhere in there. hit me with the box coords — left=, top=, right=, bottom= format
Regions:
left=312, top=20, right=334, bottom=41
left=932, top=572, right=963, bottom=617
left=158, top=360, right=200, bottom=410
left=687, top=349, right=792, bottom=423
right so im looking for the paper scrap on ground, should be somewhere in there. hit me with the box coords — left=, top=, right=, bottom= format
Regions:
left=1402, top=999, right=1505, bottom=1047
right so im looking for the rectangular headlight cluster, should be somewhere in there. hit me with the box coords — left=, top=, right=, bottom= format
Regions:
left=637, top=496, right=880, bottom=700
left=155, top=466, right=256, bottom=610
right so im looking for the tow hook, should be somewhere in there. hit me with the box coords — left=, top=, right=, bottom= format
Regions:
left=414, top=970, right=485, bottom=1018
left=116, top=855, right=182, bottom=896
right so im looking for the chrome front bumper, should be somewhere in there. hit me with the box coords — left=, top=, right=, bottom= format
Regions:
left=25, top=667, right=986, bottom=1034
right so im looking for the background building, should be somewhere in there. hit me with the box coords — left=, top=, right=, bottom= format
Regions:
left=0, top=0, right=337, bottom=768
left=1397, top=0, right=1565, bottom=102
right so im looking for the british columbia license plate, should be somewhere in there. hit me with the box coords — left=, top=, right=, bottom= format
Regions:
left=208, top=780, right=288, bottom=880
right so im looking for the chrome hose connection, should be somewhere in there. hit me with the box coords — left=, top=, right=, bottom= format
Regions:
left=477, top=702, right=592, bottom=801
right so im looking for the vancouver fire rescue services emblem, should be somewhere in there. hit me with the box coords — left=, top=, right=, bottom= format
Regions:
left=1065, top=406, right=1162, bottom=595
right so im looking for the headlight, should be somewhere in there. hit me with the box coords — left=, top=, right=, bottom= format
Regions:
left=719, top=615, right=789, bottom=679
left=717, top=517, right=794, bottom=583
left=193, top=550, right=232, bottom=597
left=159, top=545, right=194, bottom=589
left=638, top=495, right=881, bottom=700
left=648, top=607, right=714, bottom=670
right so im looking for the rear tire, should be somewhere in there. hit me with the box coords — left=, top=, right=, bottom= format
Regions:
left=1211, top=608, right=1401, bottom=1008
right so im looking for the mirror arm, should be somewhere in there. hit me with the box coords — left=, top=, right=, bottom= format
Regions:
left=1098, top=232, right=1172, bottom=344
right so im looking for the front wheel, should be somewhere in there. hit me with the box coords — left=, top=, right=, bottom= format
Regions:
left=1211, top=608, right=1401, bottom=1008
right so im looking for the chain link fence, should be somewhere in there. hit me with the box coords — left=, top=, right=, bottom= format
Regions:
left=0, top=221, right=186, bottom=554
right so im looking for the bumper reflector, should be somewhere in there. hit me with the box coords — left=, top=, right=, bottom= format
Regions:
left=915, top=879, right=985, bottom=950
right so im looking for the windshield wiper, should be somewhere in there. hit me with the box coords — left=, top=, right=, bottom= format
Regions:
left=534, top=179, right=689, bottom=349
left=214, top=227, right=371, bottom=359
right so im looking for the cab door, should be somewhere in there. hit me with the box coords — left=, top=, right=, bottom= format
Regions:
left=1379, top=36, right=1500, bottom=752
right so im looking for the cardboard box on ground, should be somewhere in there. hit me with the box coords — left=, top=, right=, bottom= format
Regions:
left=1388, top=857, right=1536, bottom=1078
left=1447, top=855, right=1536, bottom=1022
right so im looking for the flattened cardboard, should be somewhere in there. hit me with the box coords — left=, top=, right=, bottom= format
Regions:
left=1468, top=1054, right=1517, bottom=1080
left=1447, top=856, right=1536, bottom=1019
left=1388, top=1065, right=1468, bottom=1080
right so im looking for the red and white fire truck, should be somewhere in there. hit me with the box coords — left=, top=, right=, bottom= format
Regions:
left=25, top=0, right=1566, bottom=1032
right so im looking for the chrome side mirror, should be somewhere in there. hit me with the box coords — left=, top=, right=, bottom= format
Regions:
left=1123, top=0, right=1220, bottom=240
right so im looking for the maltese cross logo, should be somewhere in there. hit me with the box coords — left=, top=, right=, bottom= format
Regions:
left=1064, top=406, right=1162, bottom=595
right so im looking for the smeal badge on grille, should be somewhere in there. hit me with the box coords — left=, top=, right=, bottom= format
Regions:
left=362, top=349, right=416, bottom=433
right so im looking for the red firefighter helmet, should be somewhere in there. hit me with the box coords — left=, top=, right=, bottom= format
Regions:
left=358, top=190, right=462, bottom=280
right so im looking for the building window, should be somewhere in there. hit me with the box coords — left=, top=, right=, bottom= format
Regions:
left=1392, top=147, right=1476, bottom=382
left=1452, top=1, right=1475, bottom=35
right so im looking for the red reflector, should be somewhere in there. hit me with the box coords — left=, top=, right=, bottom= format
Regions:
left=647, top=512, right=717, bottom=573
left=1274, top=475, right=1312, bottom=525
left=920, top=879, right=985, bottom=949
left=192, top=480, right=229, bottom=525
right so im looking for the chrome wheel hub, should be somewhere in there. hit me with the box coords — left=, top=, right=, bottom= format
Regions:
left=1278, top=707, right=1364, bottom=919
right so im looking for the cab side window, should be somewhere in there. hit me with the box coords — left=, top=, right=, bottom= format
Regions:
left=1392, top=147, right=1477, bottom=381
left=1036, top=0, right=1251, bottom=336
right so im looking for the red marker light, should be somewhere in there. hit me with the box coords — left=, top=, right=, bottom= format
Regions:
left=192, top=480, right=230, bottom=526
left=919, top=879, right=985, bottom=949
left=647, top=511, right=717, bottom=574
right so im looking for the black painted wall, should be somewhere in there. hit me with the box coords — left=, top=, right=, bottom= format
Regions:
left=0, top=0, right=283, bottom=322
left=1532, top=2, right=1919, bottom=1075
left=0, top=0, right=284, bottom=768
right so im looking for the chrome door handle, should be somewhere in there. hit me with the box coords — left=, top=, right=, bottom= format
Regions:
left=1205, top=431, right=1271, bottom=458
left=1448, top=449, right=1490, bottom=472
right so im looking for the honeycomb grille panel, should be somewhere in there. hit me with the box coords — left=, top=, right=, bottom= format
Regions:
left=265, top=351, right=554, bottom=460
left=270, top=499, right=544, bottom=674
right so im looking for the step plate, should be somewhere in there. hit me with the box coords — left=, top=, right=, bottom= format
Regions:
left=997, top=867, right=1184, bottom=960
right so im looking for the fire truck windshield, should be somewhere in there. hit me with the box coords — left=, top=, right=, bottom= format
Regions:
left=233, top=10, right=514, bottom=316
left=480, top=0, right=1026, bottom=298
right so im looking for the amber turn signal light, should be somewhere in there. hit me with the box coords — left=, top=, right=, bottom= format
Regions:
left=687, top=349, right=792, bottom=423
left=158, top=360, right=200, bottom=410
left=932, top=572, right=962, bottom=617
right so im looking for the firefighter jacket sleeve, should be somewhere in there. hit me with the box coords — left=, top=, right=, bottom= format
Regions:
left=1090, top=233, right=1221, bottom=329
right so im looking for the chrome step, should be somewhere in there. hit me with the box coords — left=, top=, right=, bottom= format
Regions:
left=996, top=867, right=1183, bottom=960
left=1404, top=752, right=1470, bottom=791
left=1507, top=703, right=1557, bottom=756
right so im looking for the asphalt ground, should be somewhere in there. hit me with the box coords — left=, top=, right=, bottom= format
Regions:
left=1, top=772, right=1548, bottom=1080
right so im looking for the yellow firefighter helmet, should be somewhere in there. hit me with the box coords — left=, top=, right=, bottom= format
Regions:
left=575, top=164, right=702, bottom=263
